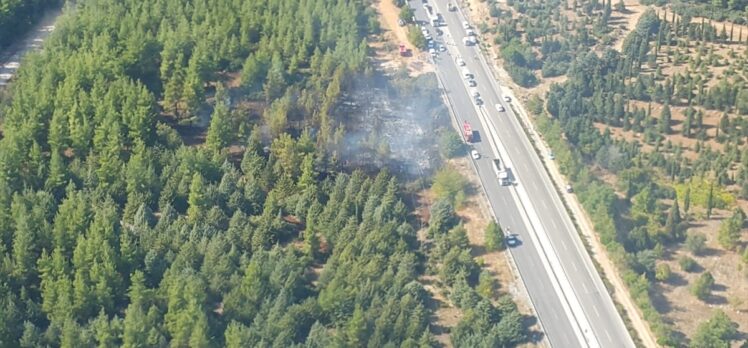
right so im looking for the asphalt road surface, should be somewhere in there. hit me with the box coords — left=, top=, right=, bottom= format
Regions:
left=0, top=9, right=60, bottom=86
left=412, top=1, right=636, bottom=347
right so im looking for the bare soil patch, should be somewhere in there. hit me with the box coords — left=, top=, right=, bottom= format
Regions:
left=611, top=0, right=652, bottom=51
left=373, top=0, right=434, bottom=76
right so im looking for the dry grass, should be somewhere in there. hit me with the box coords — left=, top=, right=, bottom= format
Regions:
left=654, top=211, right=748, bottom=342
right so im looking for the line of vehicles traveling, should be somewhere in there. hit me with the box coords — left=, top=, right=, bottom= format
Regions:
left=418, top=0, right=520, bottom=247
left=417, top=0, right=476, bottom=58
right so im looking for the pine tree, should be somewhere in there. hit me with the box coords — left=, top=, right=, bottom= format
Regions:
left=706, top=181, right=714, bottom=219
left=163, top=64, right=185, bottom=117
left=187, top=173, right=206, bottom=224
left=205, top=87, right=233, bottom=151
left=346, top=305, right=367, bottom=346
left=298, top=154, right=317, bottom=191
left=659, top=104, right=672, bottom=134
left=665, top=199, right=681, bottom=240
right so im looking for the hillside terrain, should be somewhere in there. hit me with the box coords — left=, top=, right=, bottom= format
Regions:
left=464, top=0, right=748, bottom=345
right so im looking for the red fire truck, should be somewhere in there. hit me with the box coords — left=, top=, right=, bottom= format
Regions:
left=463, top=121, right=473, bottom=142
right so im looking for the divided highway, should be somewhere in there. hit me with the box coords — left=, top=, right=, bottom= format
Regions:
left=411, top=1, right=637, bottom=347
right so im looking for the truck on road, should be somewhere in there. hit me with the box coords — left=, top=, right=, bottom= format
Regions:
left=492, top=159, right=512, bottom=186
left=463, top=121, right=473, bottom=143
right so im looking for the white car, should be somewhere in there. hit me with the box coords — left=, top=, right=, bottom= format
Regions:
left=456, top=57, right=465, bottom=66
left=549, top=152, right=555, bottom=160
left=467, top=79, right=477, bottom=87
left=471, top=149, right=480, bottom=160
left=462, top=21, right=470, bottom=29
left=466, top=29, right=476, bottom=37
left=471, top=89, right=480, bottom=98
left=495, top=104, right=505, bottom=112
left=429, top=48, right=437, bottom=57
left=503, top=95, right=511, bottom=102
left=438, top=44, right=446, bottom=52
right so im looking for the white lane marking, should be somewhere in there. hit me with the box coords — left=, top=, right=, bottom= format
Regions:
left=581, top=281, right=589, bottom=294
left=550, top=219, right=558, bottom=230
left=592, top=305, right=601, bottom=318
left=501, top=194, right=508, bottom=205
left=561, top=240, right=569, bottom=251
left=605, top=329, right=613, bottom=342
left=542, top=199, right=549, bottom=210
left=572, top=261, right=579, bottom=272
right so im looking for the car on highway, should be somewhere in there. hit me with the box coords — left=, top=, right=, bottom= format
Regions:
left=448, top=2, right=456, bottom=11
left=495, top=103, right=505, bottom=112
left=471, top=149, right=480, bottom=160
left=467, top=79, right=476, bottom=87
left=505, top=233, right=519, bottom=247
left=461, top=67, right=472, bottom=79
left=456, top=57, right=465, bottom=66
left=462, top=36, right=477, bottom=45
left=471, top=89, right=480, bottom=98
left=473, top=96, right=482, bottom=105
left=503, top=95, right=511, bottom=102
left=466, top=29, right=476, bottom=37
left=462, top=20, right=470, bottom=29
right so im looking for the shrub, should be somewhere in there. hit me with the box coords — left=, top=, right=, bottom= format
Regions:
left=432, top=166, right=469, bottom=206
left=439, top=131, right=465, bottom=158
left=655, top=263, right=671, bottom=282
left=690, top=272, right=715, bottom=301
left=717, top=208, right=745, bottom=251
left=476, top=270, right=497, bottom=298
left=485, top=221, right=504, bottom=251
left=407, top=25, right=426, bottom=50
left=685, top=232, right=707, bottom=256
left=399, top=6, right=414, bottom=22
left=678, top=256, right=698, bottom=272
left=691, top=310, right=739, bottom=347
